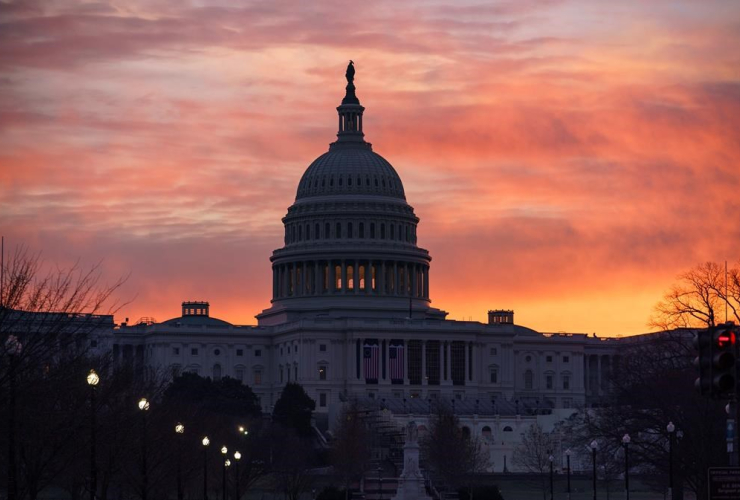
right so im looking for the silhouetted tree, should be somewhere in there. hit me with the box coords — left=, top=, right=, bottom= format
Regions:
left=330, top=401, right=371, bottom=500
left=421, top=403, right=487, bottom=495
left=512, top=423, right=555, bottom=500
left=272, top=382, right=316, bottom=437
left=651, top=260, right=740, bottom=330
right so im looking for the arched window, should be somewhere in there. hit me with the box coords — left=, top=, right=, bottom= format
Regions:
left=298, top=225, right=302, bottom=241
left=525, top=369, right=533, bottom=390
left=305, top=224, right=310, bottom=240
left=503, top=426, right=513, bottom=432
left=390, top=224, right=395, bottom=240
left=462, top=427, right=471, bottom=440
left=370, top=223, right=376, bottom=238
left=380, top=224, right=385, bottom=239
left=325, top=222, right=330, bottom=239
left=336, top=222, right=342, bottom=239
left=318, top=364, right=327, bottom=380
left=213, top=364, right=222, bottom=381
left=482, top=426, right=492, bottom=440
left=315, top=223, right=320, bottom=239
left=359, top=222, right=364, bottom=238
left=348, top=222, right=353, bottom=238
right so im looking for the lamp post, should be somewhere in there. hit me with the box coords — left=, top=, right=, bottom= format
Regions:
left=667, top=422, right=675, bottom=500
left=175, top=423, right=185, bottom=500
left=548, top=453, right=554, bottom=500
left=234, top=451, right=241, bottom=500
left=238, top=425, right=248, bottom=437
left=203, top=436, right=210, bottom=500
left=622, top=434, right=631, bottom=500
left=221, top=446, right=228, bottom=500
left=87, top=369, right=100, bottom=500
left=590, top=440, right=598, bottom=500
left=6, top=335, right=21, bottom=500
left=377, top=465, right=383, bottom=500
left=565, top=449, right=572, bottom=500
left=224, top=459, right=231, bottom=500
left=138, top=398, right=150, bottom=500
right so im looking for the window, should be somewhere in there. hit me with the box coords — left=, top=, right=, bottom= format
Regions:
left=295, top=344, right=298, bottom=353
left=490, top=347, right=497, bottom=356
left=319, top=344, right=327, bottom=352
left=546, top=375, right=553, bottom=390
left=525, top=355, right=532, bottom=362
left=255, top=349, right=262, bottom=357
left=490, top=367, right=498, bottom=384
left=370, top=223, right=375, bottom=238
left=191, top=348, right=199, bottom=356
left=336, top=222, right=341, bottom=238
left=215, top=349, right=221, bottom=356
left=319, top=365, right=327, bottom=380
left=280, top=367, right=284, bottom=383
left=280, top=347, right=283, bottom=355
left=319, top=393, right=327, bottom=407
left=482, top=426, right=492, bottom=440
left=563, top=375, right=570, bottom=390
left=254, top=370, right=262, bottom=385
left=546, top=355, right=552, bottom=362
left=294, top=365, right=298, bottom=380
left=563, top=355, right=570, bottom=363
left=237, top=349, right=243, bottom=356
left=91, top=340, right=98, bottom=348
left=213, top=364, right=222, bottom=381
left=563, top=398, right=572, bottom=409
left=287, top=346, right=291, bottom=354
left=173, top=347, right=180, bottom=355
left=503, top=426, right=513, bottom=432
left=235, top=368, right=244, bottom=381
left=348, top=222, right=353, bottom=238
left=524, top=370, right=533, bottom=389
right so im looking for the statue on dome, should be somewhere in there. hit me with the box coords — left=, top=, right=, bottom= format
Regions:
left=345, top=60, right=355, bottom=84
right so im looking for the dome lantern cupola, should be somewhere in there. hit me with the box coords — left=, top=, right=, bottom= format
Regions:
left=333, top=60, right=369, bottom=149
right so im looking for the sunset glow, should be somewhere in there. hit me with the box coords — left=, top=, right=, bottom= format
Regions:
left=1, top=0, right=739, bottom=335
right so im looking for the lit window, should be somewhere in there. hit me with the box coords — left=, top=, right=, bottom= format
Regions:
left=319, top=365, right=327, bottom=381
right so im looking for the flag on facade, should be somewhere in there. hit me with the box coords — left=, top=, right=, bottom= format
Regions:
left=389, top=342, right=404, bottom=381
left=363, top=341, right=379, bottom=380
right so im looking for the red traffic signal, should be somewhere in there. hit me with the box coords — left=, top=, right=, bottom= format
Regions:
left=711, top=324, right=738, bottom=397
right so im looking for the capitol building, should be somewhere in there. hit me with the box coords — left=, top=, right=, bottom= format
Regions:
left=102, top=64, right=623, bottom=471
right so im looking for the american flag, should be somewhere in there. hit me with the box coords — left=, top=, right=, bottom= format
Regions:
left=389, top=342, right=404, bottom=381
left=363, top=341, right=379, bottom=380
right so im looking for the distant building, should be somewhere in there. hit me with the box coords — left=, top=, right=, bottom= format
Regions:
left=105, top=67, right=622, bottom=471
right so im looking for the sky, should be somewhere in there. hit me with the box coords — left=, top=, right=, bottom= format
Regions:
left=1, top=0, right=739, bottom=336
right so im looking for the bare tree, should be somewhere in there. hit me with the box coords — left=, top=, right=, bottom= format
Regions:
left=330, top=401, right=371, bottom=500
left=651, top=261, right=740, bottom=330
left=512, top=423, right=555, bottom=500
left=420, top=403, right=487, bottom=496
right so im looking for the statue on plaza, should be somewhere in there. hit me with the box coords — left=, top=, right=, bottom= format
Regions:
left=406, top=420, right=419, bottom=444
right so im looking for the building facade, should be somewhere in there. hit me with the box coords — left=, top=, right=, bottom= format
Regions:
left=102, top=66, right=622, bottom=471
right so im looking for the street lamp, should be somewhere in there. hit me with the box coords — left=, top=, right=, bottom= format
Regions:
left=221, top=446, right=228, bottom=500
left=622, top=434, right=631, bottom=500
left=6, top=335, right=22, bottom=500
left=203, top=436, right=210, bottom=500
left=238, top=425, right=248, bottom=436
left=175, top=423, right=185, bottom=500
left=377, top=465, right=383, bottom=500
left=667, top=422, right=675, bottom=500
left=87, top=369, right=99, bottom=500
left=565, top=449, right=572, bottom=500
left=224, top=459, right=231, bottom=499
left=138, top=398, right=150, bottom=500
left=234, top=451, right=242, bottom=500
left=590, top=440, right=598, bottom=500
left=548, top=453, right=554, bottom=500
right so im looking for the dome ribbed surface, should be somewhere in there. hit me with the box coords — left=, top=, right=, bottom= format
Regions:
left=296, top=146, right=406, bottom=200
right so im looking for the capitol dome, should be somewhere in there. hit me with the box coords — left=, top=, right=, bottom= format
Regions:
left=257, top=62, right=447, bottom=325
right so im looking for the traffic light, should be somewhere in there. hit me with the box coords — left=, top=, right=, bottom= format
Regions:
left=694, top=329, right=713, bottom=396
left=711, top=323, right=737, bottom=397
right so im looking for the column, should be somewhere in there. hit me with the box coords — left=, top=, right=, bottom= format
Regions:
left=379, top=261, right=386, bottom=294
left=404, top=339, right=409, bottom=385
left=584, top=355, right=589, bottom=394
left=446, top=341, right=451, bottom=381
left=272, top=267, right=278, bottom=298
left=393, top=261, right=398, bottom=295
left=329, top=261, right=336, bottom=293
left=422, top=341, right=427, bottom=386
left=354, top=260, right=359, bottom=293
left=597, top=355, right=602, bottom=395
left=314, top=261, right=320, bottom=295
left=464, top=341, right=469, bottom=385
left=341, top=261, right=348, bottom=294
left=365, top=262, right=372, bottom=293
left=423, top=267, right=429, bottom=299
left=439, top=341, right=444, bottom=383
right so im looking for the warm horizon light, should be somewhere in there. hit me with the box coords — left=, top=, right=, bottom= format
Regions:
left=1, top=0, right=739, bottom=336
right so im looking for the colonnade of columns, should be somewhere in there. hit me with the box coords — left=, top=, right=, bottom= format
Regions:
left=273, top=260, right=430, bottom=300
left=583, top=354, right=613, bottom=396
left=352, top=338, right=475, bottom=386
